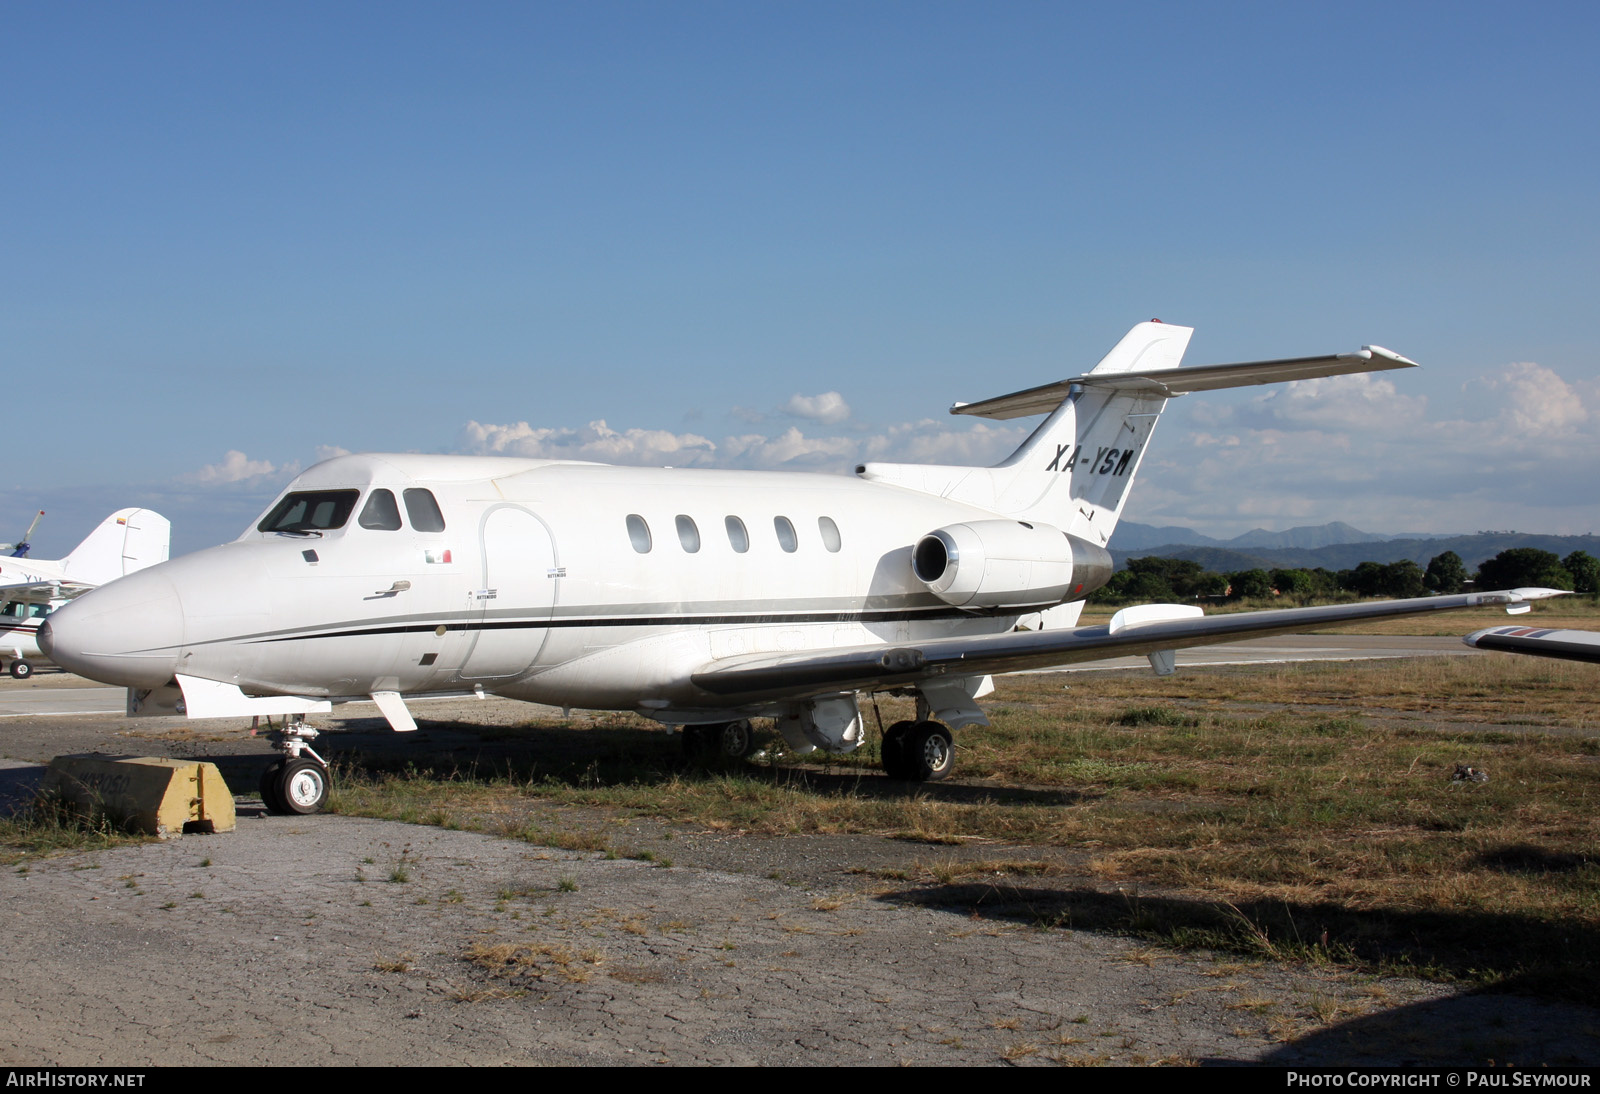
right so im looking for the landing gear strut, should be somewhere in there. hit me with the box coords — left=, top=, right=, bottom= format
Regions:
left=258, top=719, right=331, bottom=815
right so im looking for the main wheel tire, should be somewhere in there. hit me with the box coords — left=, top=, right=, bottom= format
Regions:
left=258, top=759, right=288, bottom=814
left=278, top=759, right=330, bottom=815
left=684, top=722, right=757, bottom=761
left=906, top=721, right=955, bottom=783
left=716, top=720, right=756, bottom=759
left=880, top=720, right=917, bottom=780
left=9, top=660, right=32, bottom=680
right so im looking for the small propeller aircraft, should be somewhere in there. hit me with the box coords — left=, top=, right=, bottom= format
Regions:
left=0, top=510, right=46, bottom=557
left=0, top=508, right=170, bottom=678
left=41, top=322, right=1561, bottom=814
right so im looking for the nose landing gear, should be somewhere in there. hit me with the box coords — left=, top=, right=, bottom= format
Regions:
left=258, top=719, right=332, bottom=815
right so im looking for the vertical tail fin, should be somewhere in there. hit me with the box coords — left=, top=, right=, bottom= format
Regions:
left=859, top=321, right=1190, bottom=547
left=60, top=509, right=172, bottom=585
left=859, top=321, right=1416, bottom=551
left=986, top=321, right=1190, bottom=544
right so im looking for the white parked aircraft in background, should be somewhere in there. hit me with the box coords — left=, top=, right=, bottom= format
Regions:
left=42, top=322, right=1561, bottom=814
left=0, top=508, right=170, bottom=678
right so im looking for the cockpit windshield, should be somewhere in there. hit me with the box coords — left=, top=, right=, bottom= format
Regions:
left=257, top=490, right=360, bottom=535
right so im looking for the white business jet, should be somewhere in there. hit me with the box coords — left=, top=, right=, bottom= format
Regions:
left=41, top=322, right=1560, bottom=814
left=0, top=508, right=170, bottom=678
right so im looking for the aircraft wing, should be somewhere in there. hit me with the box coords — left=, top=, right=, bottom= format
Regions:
left=1463, top=625, right=1600, bottom=664
left=692, top=589, right=1566, bottom=701
left=0, top=578, right=77, bottom=598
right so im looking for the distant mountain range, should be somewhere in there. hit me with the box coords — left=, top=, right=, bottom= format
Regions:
left=1111, top=521, right=1600, bottom=573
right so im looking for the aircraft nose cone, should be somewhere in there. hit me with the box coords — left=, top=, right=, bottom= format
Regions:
left=40, top=568, right=185, bottom=688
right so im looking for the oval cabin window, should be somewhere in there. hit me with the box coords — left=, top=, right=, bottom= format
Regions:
left=774, top=516, right=798, bottom=553
left=626, top=514, right=652, bottom=553
left=675, top=515, right=701, bottom=553
left=818, top=516, right=842, bottom=553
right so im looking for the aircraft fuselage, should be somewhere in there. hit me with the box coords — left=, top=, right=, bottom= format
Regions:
left=44, top=453, right=1107, bottom=720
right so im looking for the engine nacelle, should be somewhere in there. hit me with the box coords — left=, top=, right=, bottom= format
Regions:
left=911, top=520, right=1113, bottom=609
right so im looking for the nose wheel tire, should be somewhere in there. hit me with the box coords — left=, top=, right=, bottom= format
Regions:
left=260, top=757, right=330, bottom=815
left=258, top=759, right=286, bottom=813
left=8, top=659, right=32, bottom=679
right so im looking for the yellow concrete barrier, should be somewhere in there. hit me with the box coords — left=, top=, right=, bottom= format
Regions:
left=41, top=756, right=236, bottom=837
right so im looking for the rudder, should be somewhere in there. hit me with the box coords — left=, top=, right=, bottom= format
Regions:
left=61, top=509, right=171, bottom=585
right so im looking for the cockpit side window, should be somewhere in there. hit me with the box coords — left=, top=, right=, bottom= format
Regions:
left=258, top=490, right=360, bottom=533
left=358, top=489, right=403, bottom=531
left=403, top=489, right=447, bottom=533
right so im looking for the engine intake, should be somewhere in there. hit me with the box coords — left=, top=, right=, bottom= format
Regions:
left=912, top=520, right=1112, bottom=609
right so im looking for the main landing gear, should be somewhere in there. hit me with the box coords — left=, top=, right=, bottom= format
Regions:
left=258, top=718, right=331, bottom=815
left=7, top=659, right=33, bottom=680
left=681, top=720, right=758, bottom=760
left=880, top=720, right=955, bottom=782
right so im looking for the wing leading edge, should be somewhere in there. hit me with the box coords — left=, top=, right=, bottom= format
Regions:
left=692, top=589, right=1567, bottom=702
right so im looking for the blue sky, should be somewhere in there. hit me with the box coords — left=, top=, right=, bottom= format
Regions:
left=5, top=2, right=1596, bottom=557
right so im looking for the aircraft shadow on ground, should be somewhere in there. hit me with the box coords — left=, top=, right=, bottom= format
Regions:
left=875, top=881, right=1600, bottom=1013
left=312, top=715, right=1098, bottom=808
left=1252, top=990, right=1596, bottom=1067
left=0, top=765, right=45, bottom=814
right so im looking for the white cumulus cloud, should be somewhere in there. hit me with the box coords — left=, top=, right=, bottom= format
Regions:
left=782, top=391, right=851, bottom=424
left=459, top=419, right=719, bottom=466
left=1198, top=373, right=1429, bottom=433
left=185, top=451, right=283, bottom=485
left=1487, top=361, right=1590, bottom=434
left=1128, top=359, right=1600, bottom=537
left=721, top=428, right=860, bottom=468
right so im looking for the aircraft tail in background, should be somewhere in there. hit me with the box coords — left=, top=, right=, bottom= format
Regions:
left=59, top=508, right=172, bottom=585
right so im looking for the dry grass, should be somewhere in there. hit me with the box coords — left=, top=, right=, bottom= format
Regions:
left=329, top=646, right=1600, bottom=999
left=0, top=801, right=150, bottom=865
left=462, top=939, right=604, bottom=985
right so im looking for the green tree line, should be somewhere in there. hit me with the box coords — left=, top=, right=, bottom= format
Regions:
left=1091, top=548, right=1598, bottom=606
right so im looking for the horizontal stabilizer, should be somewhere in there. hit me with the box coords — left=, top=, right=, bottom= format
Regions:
left=953, top=346, right=1417, bottom=420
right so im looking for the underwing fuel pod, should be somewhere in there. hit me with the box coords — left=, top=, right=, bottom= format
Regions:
left=40, top=322, right=1563, bottom=813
